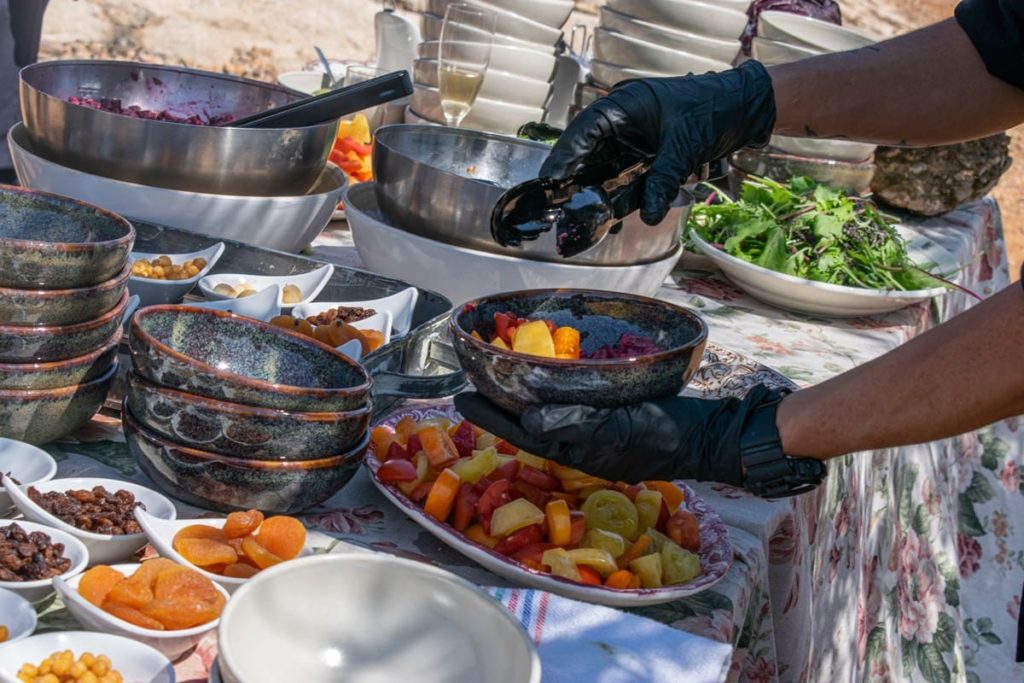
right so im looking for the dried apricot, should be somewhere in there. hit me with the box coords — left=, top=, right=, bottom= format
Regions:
left=143, top=596, right=224, bottom=630
left=103, top=602, right=166, bottom=631
left=78, top=565, right=126, bottom=607
left=223, top=562, right=260, bottom=578
left=222, top=509, right=264, bottom=539
left=130, top=558, right=180, bottom=589
left=241, top=535, right=283, bottom=569
left=175, top=538, right=239, bottom=567
left=104, top=576, right=153, bottom=609
left=256, top=516, right=307, bottom=560
left=173, top=524, right=227, bottom=543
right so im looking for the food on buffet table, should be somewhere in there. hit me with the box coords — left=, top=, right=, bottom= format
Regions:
left=688, top=175, right=944, bottom=291
left=371, top=417, right=702, bottom=589
left=330, top=114, right=373, bottom=186
left=281, top=284, right=303, bottom=305
left=130, top=255, right=207, bottom=281
left=269, top=315, right=386, bottom=354
left=477, top=311, right=663, bottom=360
left=67, top=95, right=234, bottom=126
left=77, top=559, right=226, bottom=630
left=17, top=650, right=123, bottom=683
left=0, top=625, right=6, bottom=642
left=210, top=282, right=260, bottom=298
left=171, top=510, right=306, bottom=577
left=304, top=305, right=377, bottom=325
left=0, top=523, right=72, bottom=581
left=27, top=486, right=144, bottom=535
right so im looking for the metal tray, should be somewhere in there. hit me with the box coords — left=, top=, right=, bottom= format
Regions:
left=120, top=221, right=466, bottom=418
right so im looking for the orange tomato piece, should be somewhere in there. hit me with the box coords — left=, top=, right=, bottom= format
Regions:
left=423, top=468, right=461, bottom=523
left=175, top=538, right=239, bottom=567
left=77, top=566, right=126, bottom=607
left=464, top=523, right=499, bottom=549
left=223, top=562, right=260, bottom=579
left=643, top=481, right=686, bottom=514
left=418, top=426, right=459, bottom=468
left=241, top=535, right=284, bottom=569
left=545, top=499, right=572, bottom=546
left=604, top=569, right=635, bottom=590
left=370, top=425, right=398, bottom=460
left=103, top=602, right=166, bottom=631
left=395, top=415, right=417, bottom=444
left=577, top=565, right=603, bottom=586
left=222, top=510, right=265, bottom=539
left=255, top=516, right=307, bottom=560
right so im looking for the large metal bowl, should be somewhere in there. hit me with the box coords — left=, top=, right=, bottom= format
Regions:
left=20, top=60, right=338, bottom=196
left=372, top=125, right=684, bottom=266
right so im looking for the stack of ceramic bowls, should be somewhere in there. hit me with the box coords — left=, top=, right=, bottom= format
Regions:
left=0, top=187, right=135, bottom=445
left=409, top=0, right=571, bottom=134
left=122, top=305, right=373, bottom=514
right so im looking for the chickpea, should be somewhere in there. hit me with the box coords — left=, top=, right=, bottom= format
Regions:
left=78, top=674, right=98, bottom=683
left=193, top=257, right=207, bottom=269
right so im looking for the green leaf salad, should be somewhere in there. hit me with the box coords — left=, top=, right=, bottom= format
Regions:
left=687, top=176, right=944, bottom=291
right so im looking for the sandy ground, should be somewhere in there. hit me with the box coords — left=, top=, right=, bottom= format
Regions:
left=37, top=0, right=1021, bottom=272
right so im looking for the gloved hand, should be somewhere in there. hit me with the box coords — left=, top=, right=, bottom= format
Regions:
left=453, top=385, right=786, bottom=486
left=541, top=60, right=777, bottom=225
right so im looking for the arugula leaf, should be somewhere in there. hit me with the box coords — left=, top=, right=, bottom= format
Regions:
left=756, top=226, right=790, bottom=272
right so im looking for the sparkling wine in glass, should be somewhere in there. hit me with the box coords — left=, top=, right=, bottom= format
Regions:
left=438, top=3, right=495, bottom=127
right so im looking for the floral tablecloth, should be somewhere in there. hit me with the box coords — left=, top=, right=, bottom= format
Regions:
left=34, top=197, right=1019, bottom=683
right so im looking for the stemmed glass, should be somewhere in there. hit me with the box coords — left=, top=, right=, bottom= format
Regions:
left=345, top=64, right=389, bottom=130
left=438, top=3, right=496, bottom=128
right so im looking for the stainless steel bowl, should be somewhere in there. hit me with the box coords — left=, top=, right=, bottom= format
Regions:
left=372, top=125, right=684, bottom=266
left=20, top=60, right=338, bottom=196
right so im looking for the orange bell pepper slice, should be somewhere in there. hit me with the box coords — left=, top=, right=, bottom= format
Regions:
left=418, top=425, right=459, bottom=468
left=615, top=534, right=651, bottom=571
left=423, top=468, right=461, bottom=523
left=577, top=565, right=603, bottom=586
left=545, top=499, right=572, bottom=546
left=604, top=569, right=635, bottom=590
left=644, top=481, right=686, bottom=514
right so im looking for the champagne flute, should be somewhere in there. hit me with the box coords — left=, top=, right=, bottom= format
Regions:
left=438, top=3, right=495, bottom=128
left=345, top=64, right=389, bottom=131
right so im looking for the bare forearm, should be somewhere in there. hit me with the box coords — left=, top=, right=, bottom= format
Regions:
left=777, top=283, right=1024, bottom=459
left=769, top=19, right=1024, bottom=146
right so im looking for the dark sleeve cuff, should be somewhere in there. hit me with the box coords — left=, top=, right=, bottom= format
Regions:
left=956, top=0, right=1024, bottom=90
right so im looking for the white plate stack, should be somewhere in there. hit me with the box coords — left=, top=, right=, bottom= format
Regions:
left=409, top=0, right=572, bottom=134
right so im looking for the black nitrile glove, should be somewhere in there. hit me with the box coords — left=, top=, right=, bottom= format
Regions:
left=541, top=60, right=777, bottom=225
left=453, top=385, right=786, bottom=487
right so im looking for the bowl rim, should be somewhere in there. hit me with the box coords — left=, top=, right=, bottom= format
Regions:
left=0, top=327, right=121, bottom=373
left=0, top=519, right=89, bottom=591
left=450, top=287, right=709, bottom=367
left=593, top=26, right=734, bottom=70
left=0, top=630, right=173, bottom=675
left=0, top=438, right=58, bottom=492
left=758, top=10, right=876, bottom=40
left=126, top=370, right=373, bottom=423
left=0, top=289, right=129, bottom=335
left=0, top=184, right=134, bottom=254
left=129, top=304, right=372, bottom=400
left=0, top=260, right=130, bottom=298
left=598, top=5, right=740, bottom=47
left=123, top=403, right=370, bottom=469
left=0, top=585, right=38, bottom=641
left=0, top=359, right=118, bottom=399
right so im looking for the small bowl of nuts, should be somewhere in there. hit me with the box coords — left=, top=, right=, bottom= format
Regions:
left=127, top=242, right=225, bottom=308
left=0, top=631, right=174, bottom=683
left=198, top=263, right=334, bottom=310
left=2, top=477, right=177, bottom=565
left=0, top=520, right=89, bottom=603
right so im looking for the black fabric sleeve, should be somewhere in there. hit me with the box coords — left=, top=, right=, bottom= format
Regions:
left=955, top=0, right=1024, bottom=90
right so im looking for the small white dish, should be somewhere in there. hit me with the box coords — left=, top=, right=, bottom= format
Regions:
left=606, top=0, right=748, bottom=40
left=0, top=587, right=37, bottom=643
left=277, top=70, right=326, bottom=95
left=758, top=10, right=876, bottom=52
left=198, top=263, right=334, bottom=310
left=751, top=35, right=821, bottom=65
left=476, top=0, right=573, bottom=29
left=127, top=243, right=225, bottom=308
left=425, top=0, right=563, bottom=47
left=410, top=84, right=545, bottom=136
left=187, top=284, right=282, bottom=322
left=420, top=12, right=555, bottom=49
left=768, top=134, right=876, bottom=163
left=4, top=476, right=177, bottom=566
left=276, top=309, right=393, bottom=361
left=55, top=562, right=229, bottom=660
left=0, top=438, right=56, bottom=517
left=593, top=27, right=732, bottom=75
left=599, top=6, right=740, bottom=63
left=0, top=519, right=88, bottom=603
left=291, top=287, right=418, bottom=336
left=413, top=59, right=552, bottom=109
left=589, top=59, right=671, bottom=88
left=217, top=554, right=541, bottom=683
left=417, top=40, right=558, bottom=82
left=0, top=631, right=174, bottom=682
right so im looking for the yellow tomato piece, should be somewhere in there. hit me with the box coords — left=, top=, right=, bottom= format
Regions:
left=541, top=548, right=581, bottom=581
left=490, top=498, right=545, bottom=538
left=450, top=446, right=498, bottom=484
left=511, top=320, right=556, bottom=358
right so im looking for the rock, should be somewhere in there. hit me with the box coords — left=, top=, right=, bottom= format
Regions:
left=871, top=134, right=1012, bottom=216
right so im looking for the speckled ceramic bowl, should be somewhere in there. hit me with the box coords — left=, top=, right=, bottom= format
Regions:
left=0, top=360, right=117, bottom=444
left=123, top=404, right=367, bottom=514
left=129, top=306, right=371, bottom=412
left=0, top=261, right=130, bottom=325
left=0, top=328, right=120, bottom=390
left=450, top=289, right=708, bottom=415
left=0, top=290, right=131, bottom=362
left=125, top=371, right=371, bottom=461
left=0, top=185, right=134, bottom=289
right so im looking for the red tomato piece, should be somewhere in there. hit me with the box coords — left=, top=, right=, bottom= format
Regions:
left=384, top=442, right=409, bottom=462
left=494, top=524, right=544, bottom=556
left=494, top=312, right=515, bottom=345
left=477, top=479, right=514, bottom=535
left=518, top=465, right=561, bottom=492
left=577, top=565, right=603, bottom=586
left=495, top=440, right=519, bottom=456
left=450, top=420, right=476, bottom=459
left=548, top=491, right=580, bottom=507
left=514, top=481, right=551, bottom=510
left=616, top=483, right=645, bottom=502
left=337, top=136, right=373, bottom=157
left=473, top=475, right=496, bottom=494
left=409, top=481, right=433, bottom=502
left=511, top=542, right=557, bottom=566
left=569, top=511, right=586, bottom=546
left=453, top=483, right=481, bottom=532
left=665, top=509, right=701, bottom=552
left=543, top=319, right=557, bottom=335
left=656, top=497, right=671, bottom=532
left=378, top=459, right=418, bottom=483
left=406, top=433, right=422, bottom=457
left=492, top=459, right=520, bottom=481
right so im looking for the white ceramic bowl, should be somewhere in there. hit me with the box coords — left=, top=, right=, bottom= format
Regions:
left=345, top=183, right=682, bottom=304
left=217, top=554, right=541, bottom=683
left=127, top=243, right=225, bottom=308
left=54, top=562, right=229, bottom=660
left=0, top=631, right=174, bottom=682
left=417, top=41, right=558, bottom=82
left=198, top=263, right=334, bottom=310
left=0, top=520, right=88, bottom=603
left=9, top=123, right=347, bottom=254
left=186, top=284, right=282, bottom=322
left=769, top=134, right=876, bottom=163
left=757, top=11, right=876, bottom=52
left=599, top=6, right=740, bottom=63
left=0, top=587, right=36, bottom=643
left=590, top=59, right=670, bottom=88
left=291, top=286, right=419, bottom=337
left=606, top=0, right=748, bottom=40
left=4, top=477, right=177, bottom=566
left=274, top=309, right=393, bottom=361
left=750, top=35, right=821, bottom=65
left=0, top=439, right=56, bottom=517
left=475, top=0, right=573, bottom=28
left=425, top=0, right=563, bottom=46
left=277, top=70, right=328, bottom=94
left=421, top=13, right=552, bottom=49
left=413, top=59, right=552, bottom=109
left=594, top=28, right=732, bottom=75
left=411, top=85, right=545, bottom=135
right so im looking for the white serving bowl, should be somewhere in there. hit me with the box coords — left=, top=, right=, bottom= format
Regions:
left=0, top=631, right=174, bottom=682
left=4, top=477, right=177, bottom=566
left=411, top=85, right=545, bottom=135
left=607, top=0, right=748, bottom=40
left=0, top=587, right=36, bottom=643
left=417, top=40, right=558, bottom=82
left=274, top=309, right=393, bottom=361
left=769, top=134, right=876, bottom=163
left=277, top=70, right=327, bottom=94
left=594, top=28, right=732, bottom=75
left=198, top=263, right=334, bottom=310
left=345, top=183, right=682, bottom=304
left=474, top=0, right=573, bottom=28
left=0, top=439, right=56, bottom=517
left=9, top=123, right=347, bottom=254
left=128, top=243, right=226, bottom=308
left=421, top=12, right=552, bottom=48
left=186, top=284, right=282, bottom=322
left=599, top=6, right=740, bottom=63
left=758, top=11, right=876, bottom=52
left=54, top=562, right=229, bottom=660
left=425, top=0, right=563, bottom=46
left=413, top=59, right=552, bottom=109
left=291, top=286, right=419, bottom=337
left=0, top=520, right=88, bottom=603
left=217, top=554, right=541, bottom=683
left=750, top=35, right=821, bottom=65
left=590, top=59, right=670, bottom=88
